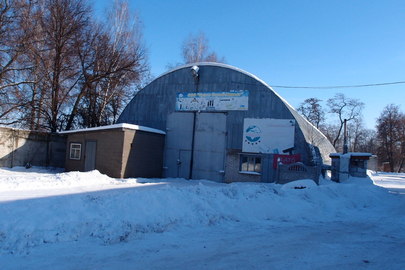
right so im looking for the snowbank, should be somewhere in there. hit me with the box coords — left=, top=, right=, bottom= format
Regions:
left=1, top=167, right=404, bottom=258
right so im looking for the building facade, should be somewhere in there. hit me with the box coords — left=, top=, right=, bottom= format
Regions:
left=118, top=63, right=335, bottom=183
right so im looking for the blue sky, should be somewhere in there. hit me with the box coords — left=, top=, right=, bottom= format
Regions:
left=95, top=0, right=405, bottom=129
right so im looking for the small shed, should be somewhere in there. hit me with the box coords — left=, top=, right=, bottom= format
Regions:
left=330, top=152, right=372, bottom=182
left=61, top=124, right=165, bottom=178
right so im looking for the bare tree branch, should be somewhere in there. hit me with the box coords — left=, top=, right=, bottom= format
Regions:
left=327, top=93, right=364, bottom=148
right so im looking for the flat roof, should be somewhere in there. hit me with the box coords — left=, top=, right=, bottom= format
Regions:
left=59, top=123, right=166, bottom=135
left=330, top=152, right=372, bottom=158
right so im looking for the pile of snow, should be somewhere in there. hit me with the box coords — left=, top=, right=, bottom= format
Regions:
left=0, top=167, right=400, bottom=251
left=0, top=167, right=404, bottom=269
left=0, top=167, right=110, bottom=190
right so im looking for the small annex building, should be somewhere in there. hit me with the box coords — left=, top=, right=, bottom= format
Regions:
left=117, top=62, right=336, bottom=183
left=61, top=124, right=165, bottom=178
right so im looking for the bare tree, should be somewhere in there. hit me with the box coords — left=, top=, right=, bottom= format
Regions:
left=376, top=104, right=405, bottom=172
left=22, top=0, right=91, bottom=132
left=182, top=32, right=225, bottom=64
left=355, top=129, right=377, bottom=154
left=66, top=0, right=148, bottom=129
left=320, top=123, right=341, bottom=151
left=297, top=98, right=325, bottom=129
left=327, top=93, right=364, bottom=148
left=92, top=0, right=148, bottom=126
left=165, top=31, right=225, bottom=69
left=0, top=0, right=149, bottom=131
left=346, top=117, right=376, bottom=153
left=0, top=0, right=36, bottom=125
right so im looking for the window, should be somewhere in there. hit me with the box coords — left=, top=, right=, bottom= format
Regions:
left=69, top=143, right=82, bottom=160
left=239, top=154, right=262, bottom=174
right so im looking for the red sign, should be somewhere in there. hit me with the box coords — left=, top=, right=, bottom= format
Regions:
left=273, top=154, right=301, bottom=168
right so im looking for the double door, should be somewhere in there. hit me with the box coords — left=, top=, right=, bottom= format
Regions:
left=164, top=112, right=227, bottom=182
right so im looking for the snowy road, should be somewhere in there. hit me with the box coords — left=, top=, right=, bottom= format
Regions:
left=371, top=172, right=405, bottom=194
left=3, top=220, right=404, bottom=270
left=0, top=168, right=404, bottom=270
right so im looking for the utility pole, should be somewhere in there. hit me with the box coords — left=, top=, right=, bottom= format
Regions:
left=343, top=119, right=348, bottom=154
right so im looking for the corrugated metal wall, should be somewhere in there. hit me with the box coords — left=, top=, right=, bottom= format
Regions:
left=118, top=63, right=335, bottom=172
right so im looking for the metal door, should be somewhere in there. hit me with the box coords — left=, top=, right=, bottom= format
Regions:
left=164, top=112, right=194, bottom=178
left=192, top=113, right=227, bottom=182
left=84, top=141, right=97, bottom=171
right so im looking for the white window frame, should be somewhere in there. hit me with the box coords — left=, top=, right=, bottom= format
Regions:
left=239, top=154, right=262, bottom=175
left=69, top=143, right=82, bottom=160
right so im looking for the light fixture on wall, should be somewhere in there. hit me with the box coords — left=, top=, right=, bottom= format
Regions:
left=190, top=65, right=199, bottom=78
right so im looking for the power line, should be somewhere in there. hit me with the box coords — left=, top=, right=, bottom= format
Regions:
left=271, top=81, right=405, bottom=89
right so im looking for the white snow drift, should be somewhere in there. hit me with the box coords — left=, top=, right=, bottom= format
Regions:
left=0, top=167, right=404, bottom=269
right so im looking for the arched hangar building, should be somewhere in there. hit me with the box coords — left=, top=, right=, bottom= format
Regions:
left=118, top=63, right=335, bottom=183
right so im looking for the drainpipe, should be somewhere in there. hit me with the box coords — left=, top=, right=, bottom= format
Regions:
left=188, top=65, right=199, bottom=180
left=343, top=119, right=348, bottom=154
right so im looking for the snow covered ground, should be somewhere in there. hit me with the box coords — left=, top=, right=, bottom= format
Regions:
left=0, top=167, right=404, bottom=270
left=371, top=171, right=405, bottom=194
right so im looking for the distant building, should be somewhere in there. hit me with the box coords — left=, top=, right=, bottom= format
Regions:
left=118, top=63, right=335, bottom=183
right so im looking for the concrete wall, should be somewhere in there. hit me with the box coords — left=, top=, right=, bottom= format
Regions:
left=0, top=127, right=66, bottom=168
left=367, top=155, right=378, bottom=171
left=123, top=130, right=165, bottom=178
left=277, top=163, right=320, bottom=184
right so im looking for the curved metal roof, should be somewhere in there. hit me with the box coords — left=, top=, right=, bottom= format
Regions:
left=151, top=62, right=330, bottom=142
left=150, top=62, right=296, bottom=112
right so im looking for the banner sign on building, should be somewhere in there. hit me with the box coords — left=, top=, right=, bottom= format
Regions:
left=175, top=90, right=249, bottom=111
left=273, top=154, right=301, bottom=168
left=242, top=118, right=295, bottom=154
